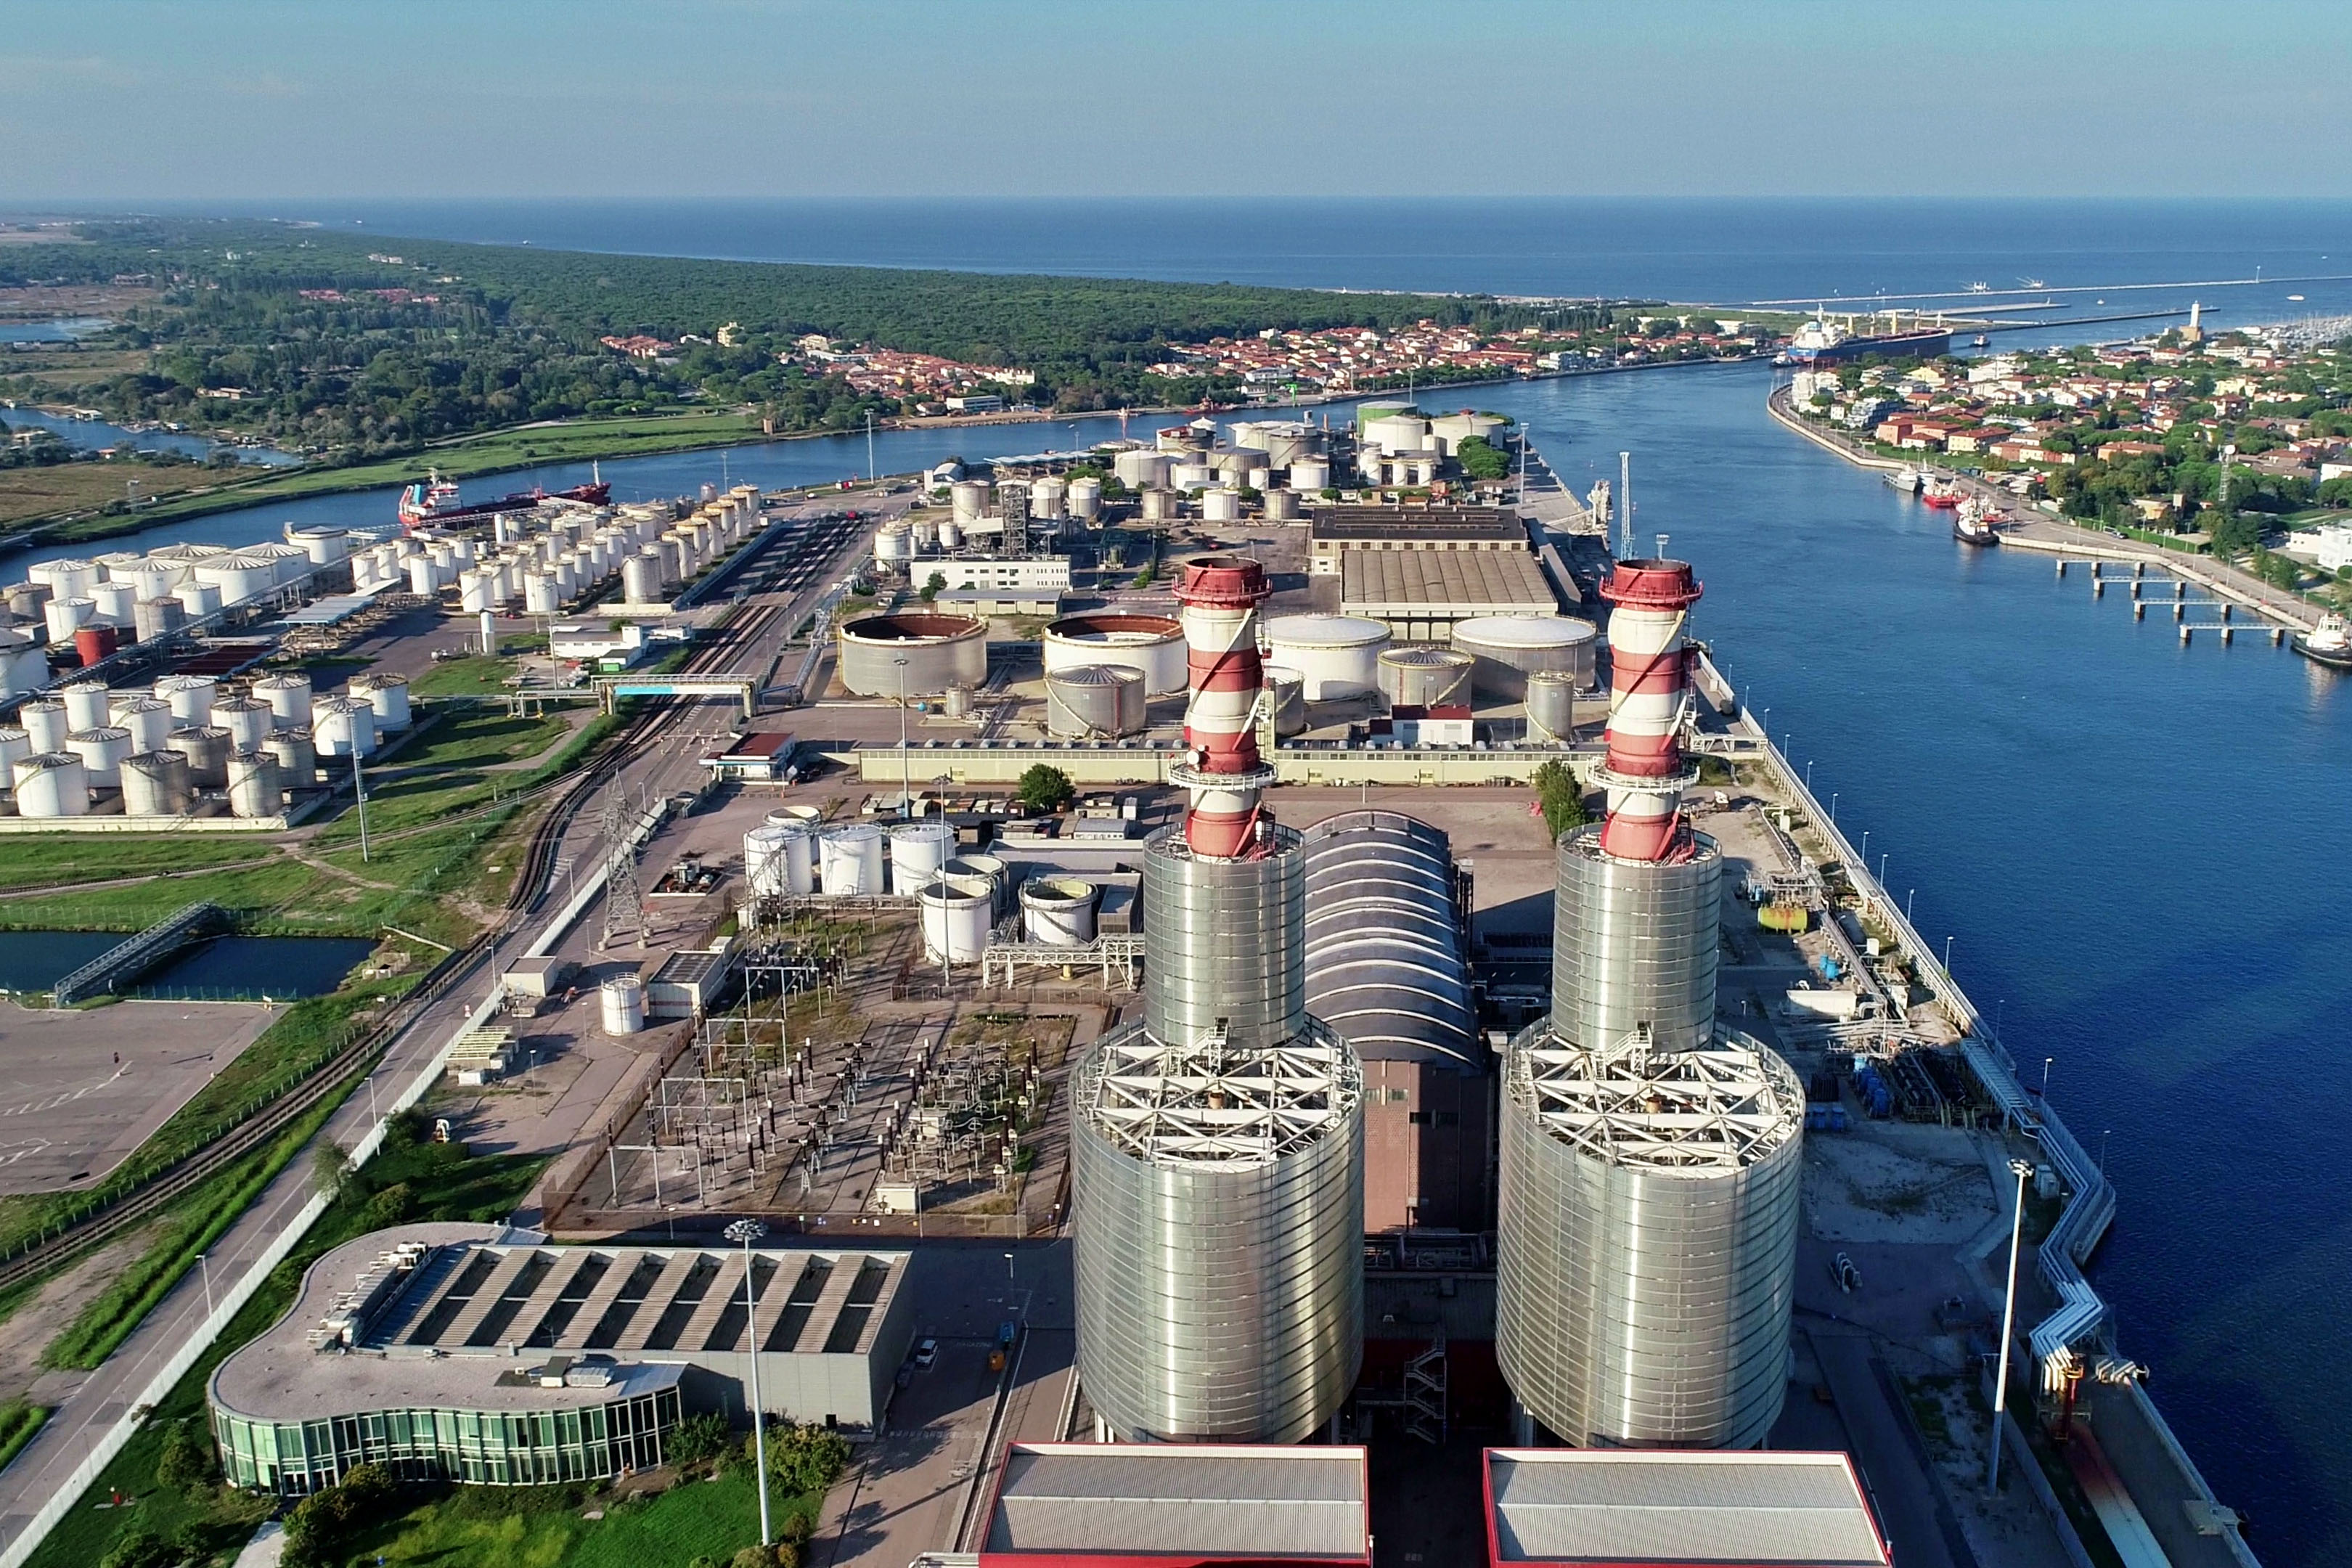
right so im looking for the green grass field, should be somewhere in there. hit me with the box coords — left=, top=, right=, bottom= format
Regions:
left=333, top=1468, right=820, bottom=1568
left=24, top=1121, right=547, bottom=1568
left=0, top=836, right=282, bottom=895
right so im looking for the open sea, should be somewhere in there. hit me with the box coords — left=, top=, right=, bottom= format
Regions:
left=19, top=197, right=2352, bottom=1560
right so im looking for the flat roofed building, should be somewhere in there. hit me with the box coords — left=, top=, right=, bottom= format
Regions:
left=1341, top=550, right=1559, bottom=637
left=210, top=1223, right=915, bottom=1495
left=982, top=1443, right=1371, bottom=1568
left=1310, top=507, right=1527, bottom=573
left=1482, top=1450, right=1891, bottom=1568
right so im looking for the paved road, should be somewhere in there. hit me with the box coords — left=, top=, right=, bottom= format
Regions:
left=1811, top=1328, right=1969, bottom=1568
left=0, top=487, right=896, bottom=1551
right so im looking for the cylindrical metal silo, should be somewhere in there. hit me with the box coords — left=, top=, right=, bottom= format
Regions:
left=1138, top=486, right=1176, bottom=523
left=43, top=597, right=93, bottom=645
left=1451, top=616, right=1598, bottom=698
left=133, top=597, right=185, bottom=643
left=60, top=681, right=111, bottom=733
left=311, top=697, right=377, bottom=759
left=1067, top=476, right=1103, bottom=521
left=155, top=674, right=218, bottom=727
left=950, top=478, right=992, bottom=525
left=12, top=752, right=88, bottom=817
left=20, top=698, right=70, bottom=754
left=1263, top=614, right=1390, bottom=699
left=622, top=551, right=662, bottom=604
left=817, top=822, right=885, bottom=894
left=1199, top=488, right=1241, bottom=523
left=835, top=613, right=988, bottom=698
left=1525, top=670, right=1578, bottom=743
left=215, top=697, right=272, bottom=754
left=1041, top=613, right=1187, bottom=695
left=1263, top=666, right=1307, bottom=738
left=1549, top=830, right=1722, bottom=1058
left=744, top=825, right=793, bottom=899
left=173, top=581, right=223, bottom=619
left=1071, top=1013, right=1363, bottom=1443
left=1376, top=647, right=1474, bottom=709
left=888, top=819, right=957, bottom=894
left=227, top=751, right=282, bottom=817
left=918, top=875, right=994, bottom=964
left=65, top=726, right=132, bottom=788
left=1044, top=664, right=1146, bottom=739
left=251, top=674, right=313, bottom=731
left=1263, top=488, right=1301, bottom=522
left=0, top=726, right=30, bottom=777
left=90, top=581, right=139, bottom=628
left=121, top=749, right=193, bottom=816
left=112, top=696, right=174, bottom=754
left=351, top=673, right=412, bottom=732
left=601, top=976, right=646, bottom=1035
left=263, top=727, right=317, bottom=788
left=1113, top=449, right=1171, bottom=491
left=166, top=725, right=233, bottom=788
left=29, top=558, right=98, bottom=602
left=1141, top=828, right=1304, bottom=1052
left=1019, top=878, right=1100, bottom=946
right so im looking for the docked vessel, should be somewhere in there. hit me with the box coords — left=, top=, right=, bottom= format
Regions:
left=1785, top=313, right=1954, bottom=366
left=1953, top=497, right=1998, bottom=547
left=397, top=467, right=610, bottom=533
left=1885, top=467, right=1924, bottom=494
left=2295, top=611, right=2352, bottom=669
left=1921, top=475, right=1961, bottom=510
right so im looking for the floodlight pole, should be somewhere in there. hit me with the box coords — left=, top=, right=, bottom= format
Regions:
left=1988, top=1157, right=2033, bottom=1493
left=727, top=1218, right=773, bottom=1545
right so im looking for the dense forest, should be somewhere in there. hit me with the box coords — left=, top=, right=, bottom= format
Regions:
left=0, top=216, right=1551, bottom=465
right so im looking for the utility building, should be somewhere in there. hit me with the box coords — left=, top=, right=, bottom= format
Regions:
left=1482, top=1450, right=1890, bottom=1568
left=980, top=1443, right=1372, bottom=1568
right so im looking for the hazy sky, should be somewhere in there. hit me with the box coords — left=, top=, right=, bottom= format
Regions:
left=4, top=0, right=2347, bottom=201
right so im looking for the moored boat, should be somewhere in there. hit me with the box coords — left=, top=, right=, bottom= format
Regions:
left=2295, top=611, right=2352, bottom=669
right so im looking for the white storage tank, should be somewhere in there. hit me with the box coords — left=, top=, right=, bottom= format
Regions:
left=226, top=751, right=282, bottom=817
left=622, top=551, right=662, bottom=604
left=1263, top=665, right=1307, bottom=738
left=121, top=748, right=193, bottom=816
left=1451, top=615, right=1598, bottom=697
left=1067, top=476, right=1103, bottom=521
left=521, top=573, right=558, bottom=615
left=1199, top=487, right=1241, bottom=523
left=20, top=698, right=70, bottom=754
left=944, top=853, right=1008, bottom=918
left=407, top=555, right=444, bottom=597
left=351, top=673, right=412, bottom=732
left=1292, top=459, right=1333, bottom=491
left=156, top=674, right=218, bottom=727
left=264, top=727, right=318, bottom=787
left=111, top=695, right=174, bottom=753
left=936, top=517, right=964, bottom=550
left=90, top=581, right=140, bottom=627
left=1114, top=449, right=1172, bottom=490
left=1524, top=669, right=1577, bottom=744
left=251, top=673, right=313, bottom=731
left=166, top=724, right=234, bottom=788
left=195, top=555, right=277, bottom=605
left=1020, top=878, right=1101, bottom=947
left=1377, top=647, right=1475, bottom=709
left=65, top=726, right=132, bottom=788
left=134, top=597, right=185, bottom=642
left=889, top=818, right=957, bottom=894
left=600, top=975, right=646, bottom=1035
left=873, top=522, right=915, bottom=567
left=1029, top=476, right=1068, bottom=520
left=29, top=558, right=98, bottom=603
left=1169, top=462, right=1216, bottom=493
left=173, top=581, right=224, bottom=619
left=12, top=752, right=88, bottom=817
left=1138, top=486, right=1176, bottom=523
left=311, top=696, right=377, bottom=759
left=290, top=526, right=350, bottom=565
left=61, top=680, right=112, bottom=732
left=1041, top=613, right=1187, bottom=695
left=216, top=696, right=274, bottom=754
left=818, top=822, right=886, bottom=895
left=919, top=875, right=995, bottom=965
left=44, top=596, right=94, bottom=645
left=0, top=726, right=30, bottom=776
left=1263, top=489, right=1301, bottom=522
left=1264, top=614, right=1390, bottom=699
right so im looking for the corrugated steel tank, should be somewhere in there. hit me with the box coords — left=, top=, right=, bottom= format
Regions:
left=836, top=613, right=988, bottom=697
left=1549, top=830, right=1721, bottom=1057
left=1041, top=613, right=1187, bottom=695
left=1071, top=1016, right=1364, bottom=1443
left=1044, top=663, right=1146, bottom=738
left=1140, top=828, right=1305, bottom=1052
left=1451, top=615, right=1598, bottom=697
left=1376, top=647, right=1474, bottom=710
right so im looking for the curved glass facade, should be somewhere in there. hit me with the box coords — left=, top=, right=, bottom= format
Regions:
left=211, top=1384, right=678, bottom=1495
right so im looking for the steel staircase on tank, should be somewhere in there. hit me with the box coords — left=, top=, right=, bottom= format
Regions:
left=1404, top=1336, right=1448, bottom=1444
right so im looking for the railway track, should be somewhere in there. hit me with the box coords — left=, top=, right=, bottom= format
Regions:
left=0, top=501, right=842, bottom=1297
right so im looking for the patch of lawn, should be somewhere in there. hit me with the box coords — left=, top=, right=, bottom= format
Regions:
left=0, top=857, right=319, bottom=934
left=335, top=1467, right=822, bottom=1568
left=0, top=1400, right=49, bottom=1475
left=410, top=656, right=512, bottom=700
left=0, top=836, right=274, bottom=894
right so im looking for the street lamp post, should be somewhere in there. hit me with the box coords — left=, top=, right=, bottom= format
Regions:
left=725, top=1219, right=774, bottom=1546
left=1988, top=1156, right=2034, bottom=1493
left=1829, top=791, right=1838, bottom=822
left=1943, top=935, right=1954, bottom=973
left=894, top=656, right=912, bottom=820
left=2042, top=1056, right=2054, bottom=1100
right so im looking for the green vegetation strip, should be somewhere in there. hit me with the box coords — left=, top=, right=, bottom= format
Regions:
left=0, top=1400, right=49, bottom=1477
left=25, top=1117, right=547, bottom=1568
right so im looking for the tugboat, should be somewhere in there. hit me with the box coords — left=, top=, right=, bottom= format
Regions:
left=1953, top=497, right=1998, bottom=547
left=2295, top=611, right=2352, bottom=669
left=1921, top=475, right=1962, bottom=510
left=396, top=465, right=611, bottom=533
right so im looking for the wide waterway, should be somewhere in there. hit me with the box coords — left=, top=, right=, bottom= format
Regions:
left=0, top=931, right=375, bottom=999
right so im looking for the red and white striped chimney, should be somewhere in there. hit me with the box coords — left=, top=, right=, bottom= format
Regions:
left=1172, top=555, right=1276, bottom=858
left=1594, top=558, right=1702, bottom=863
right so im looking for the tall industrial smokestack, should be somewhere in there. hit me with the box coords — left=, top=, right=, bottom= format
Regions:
left=1171, top=555, right=1276, bottom=858
left=1593, top=558, right=1702, bottom=863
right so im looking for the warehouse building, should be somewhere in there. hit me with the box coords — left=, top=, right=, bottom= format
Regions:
left=1482, top=1450, right=1890, bottom=1568
left=209, top=1222, right=914, bottom=1494
left=978, top=1443, right=1372, bottom=1568
left=1310, top=508, right=1560, bottom=637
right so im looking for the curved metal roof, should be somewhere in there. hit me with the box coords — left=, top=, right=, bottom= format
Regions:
left=1302, top=810, right=1478, bottom=1068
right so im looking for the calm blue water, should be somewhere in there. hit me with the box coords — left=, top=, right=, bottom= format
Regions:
left=0, top=317, right=109, bottom=343
left=0, top=931, right=372, bottom=997
left=0, top=407, right=299, bottom=467
left=13, top=198, right=2351, bottom=1557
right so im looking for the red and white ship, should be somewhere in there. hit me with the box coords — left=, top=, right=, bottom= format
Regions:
left=397, top=465, right=610, bottom=533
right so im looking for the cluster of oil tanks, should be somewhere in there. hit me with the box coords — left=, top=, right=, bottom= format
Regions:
left=0, top=664, right=409, bottom=820
left=740, top=809, right=1101, bottom=965
left=355, top=485, right=764, bottom=614
left=1, top=538, right=338, bottom=683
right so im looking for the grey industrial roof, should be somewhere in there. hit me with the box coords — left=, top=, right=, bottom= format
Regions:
left=1311, top=506, right=1523, bottom=542
left=212, top=1223, right=907, bottom=1426
left=1341, top=550, right=1558, bottom=613
left=1302, top=811, right=1477, bottom=1067
left=985, top=1444, right=1369, bottom=1559
left=1486, top=1450, right=1890, bottom=1567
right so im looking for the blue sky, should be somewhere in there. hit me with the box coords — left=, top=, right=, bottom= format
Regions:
left=3, top=0, right=2346, bottom=200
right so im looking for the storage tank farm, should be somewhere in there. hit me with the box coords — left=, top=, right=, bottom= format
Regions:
left=1497, top=555, right=1804, bottom=1451
left=1071, top=555, right=1366, bottom=1445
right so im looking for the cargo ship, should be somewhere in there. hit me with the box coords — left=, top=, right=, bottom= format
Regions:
left=397, top=466, right=610, bottom=533
left=1784, top=313, right=1953, bottom=366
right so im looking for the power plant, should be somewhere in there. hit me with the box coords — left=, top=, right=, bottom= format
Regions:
left=1495, top=557, right=1804, bottom=1450
left=1071, top=555, right=1365, bottom=1443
